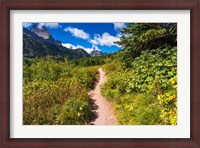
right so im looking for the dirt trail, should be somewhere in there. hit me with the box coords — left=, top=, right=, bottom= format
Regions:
left=89, top=68, right=117, bottom=125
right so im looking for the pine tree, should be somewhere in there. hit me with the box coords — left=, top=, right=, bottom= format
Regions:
left=116, top=23, right=177, bottom=67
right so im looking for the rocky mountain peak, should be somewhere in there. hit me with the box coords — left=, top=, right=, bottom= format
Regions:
left=31, top=25, right=51, bottom=40
left=90, top=50, right=106, bottom=57
left=30, top=24, right=61, bottom=45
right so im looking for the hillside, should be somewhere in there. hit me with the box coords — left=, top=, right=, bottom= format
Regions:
left=23, top=27, right=90, bottom=59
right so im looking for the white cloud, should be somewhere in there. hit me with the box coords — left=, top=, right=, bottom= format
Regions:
left=64, top=27, right=90, bottom=39
left=89, top=32, right=120, bottom=47
left=116, top=32, right=124, bottom=37
left=38, top=23, right=61, bottom=29
left=62, top=43, right=76, bottom=49
left=113, top=23, right=126, bottom=30
left=62, top=43, right=100, bottom=54
left=23, top=23, right=32, bottom=28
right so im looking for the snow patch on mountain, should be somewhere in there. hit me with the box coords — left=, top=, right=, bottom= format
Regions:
left=62, top=43, right=105, bottom=56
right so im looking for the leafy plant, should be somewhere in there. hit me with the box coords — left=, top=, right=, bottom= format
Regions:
left=23, top=57, right=98, bottom=125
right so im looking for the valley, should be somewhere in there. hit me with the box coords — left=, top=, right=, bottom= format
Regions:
left=23, top=23, right=177, bottom=125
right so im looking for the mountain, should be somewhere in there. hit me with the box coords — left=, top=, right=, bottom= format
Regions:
left=61, top=43, right=107, bottom=57
left=90, top=50, right=106, bottom=57
left=23, top=27, right=90, bottom=59
left=31, top=24, right=62, bottom=45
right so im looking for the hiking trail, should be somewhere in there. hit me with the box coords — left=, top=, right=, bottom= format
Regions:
left=89, top=68, right=117, bottom=125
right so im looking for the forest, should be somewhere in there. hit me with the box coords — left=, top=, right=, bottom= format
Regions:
left=23, top=23, right=177, bottom=125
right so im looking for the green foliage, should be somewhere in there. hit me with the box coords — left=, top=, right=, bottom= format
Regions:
left=103, top=61, right=122, bottom=73
left=70, top=56, right=105, bottom=67
left=157, top=76, right=177, bottom=125
left=23, top=57, right=98, bottom=125
left=101, top=23, right=177, bottom=125
left=116, top=23, right=177, bottom=67
left=58, top=98, right=92, bottom=125
left=127, top=47, right=177, bottom=93
left=101, top=47, right=177, bottom=125
left=114, top=93, right=162, bottom=125
left=24, top=23, right=177, bottom=125
left=72, top=67, right=98, bottom=89
left=139, top=28, right=166, bottom=43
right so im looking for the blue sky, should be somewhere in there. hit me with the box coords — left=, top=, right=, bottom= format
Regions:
left=23, top=22, right=127, bottom=53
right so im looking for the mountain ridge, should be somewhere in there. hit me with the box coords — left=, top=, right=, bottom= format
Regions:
left=23, top=27, right=90, bottom=59
left=90, top=50, right=107, bottom=57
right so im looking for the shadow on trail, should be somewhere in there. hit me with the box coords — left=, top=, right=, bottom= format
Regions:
left=88, top=68, right=117, bottom=125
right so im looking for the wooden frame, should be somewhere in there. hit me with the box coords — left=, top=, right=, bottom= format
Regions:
left=1, top=0, right=199, bottom=147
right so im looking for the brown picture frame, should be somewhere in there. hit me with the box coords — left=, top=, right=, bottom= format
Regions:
left=1, top=0, right=199, bottom=147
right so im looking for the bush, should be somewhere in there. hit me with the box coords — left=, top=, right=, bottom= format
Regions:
left=23, top=57, right=98, bottom=125
left=101, top=47, right=177, bottom=125
left=58, top=98, right=93, bottom=125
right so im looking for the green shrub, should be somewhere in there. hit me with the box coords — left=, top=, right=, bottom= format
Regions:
left=58, top=98, right=92, bottom=125
left=101, top=47, right=177, bottom=125
left=23, top=57, right=98, bottom=125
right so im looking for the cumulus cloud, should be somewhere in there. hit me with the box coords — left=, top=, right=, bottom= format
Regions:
left=37, top=23, right=61, bottom=29
left=113, top=23, right=126, bottom=30
left=62, top=43, right=100, bottom=54
left=23, top=23, right=32, bottom=28
left=89, top=32, right=120, bottom=47
left=64, top=27, right=90, bottom=39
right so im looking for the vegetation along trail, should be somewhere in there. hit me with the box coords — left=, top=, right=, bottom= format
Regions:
left=89, top=68, right=117, bottom=125
left=23, top=23, right=177, bottom=125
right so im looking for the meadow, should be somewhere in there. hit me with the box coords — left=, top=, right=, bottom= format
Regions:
left=23, top=23, right=177, bottom=125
